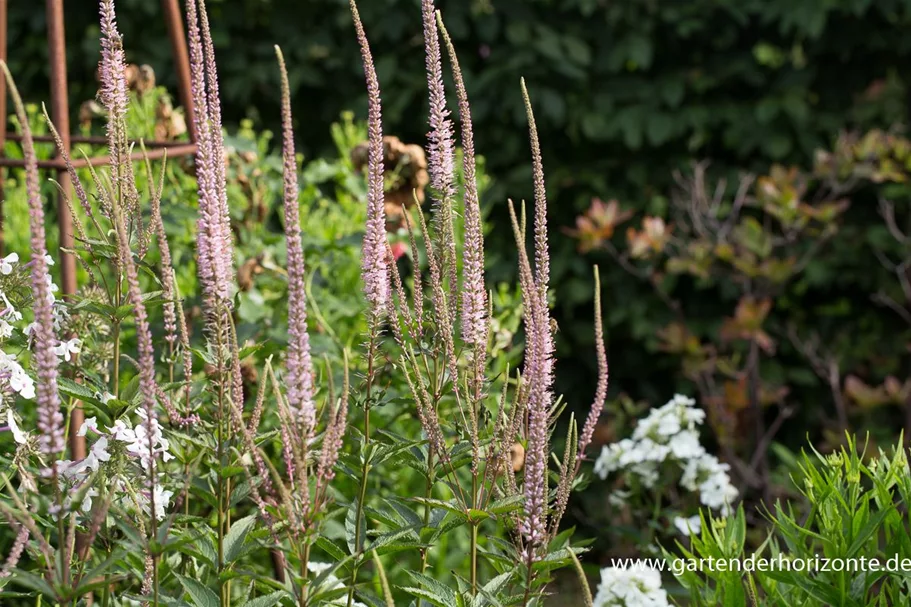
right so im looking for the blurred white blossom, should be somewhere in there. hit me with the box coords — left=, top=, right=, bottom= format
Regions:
left=53, top=338, right=81, bottom=362
left=593, top=566, right=670, bottom=607
left=6, top=409, right=27, bottom=444
left=673, top=515, right=702, bottom=536
left=306, top=562, right=367, bottom=607
left=0, top=253, right=19, bottom=275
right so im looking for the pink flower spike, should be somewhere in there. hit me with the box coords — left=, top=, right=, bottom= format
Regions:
left=350, top=0, right=390, bottom=323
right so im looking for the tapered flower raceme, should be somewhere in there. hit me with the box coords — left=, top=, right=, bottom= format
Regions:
left=276, top=48, right=316, bottom=430
left=579, top=266, right=608, bottom=456
left=1, top=64, right=64, bottom=459
left=144, top=154, right=180, bottom=351
left=96, top=0, right=163, bottom=470
left=99, top=0, right=129, bottom=168
left=421, top=0, right=458, bottom=309
left=185, top=0, right=278, bottom=518
left=436, top=14, right=488, bottom=349
left=513, top=86, right=557, bottom=558
left=186, top=0, right=234, bottom=307
left=99, top=0, right=144, bottom=237
left=519, top=83, right=555, bottom=419
left=509, top=200, right=553, bottom=557
left=198, top=1, right=233, bottom=297
left=1, top=526, right=28, bottom=577
left=351, top=0, right=389, bottom=322
left=317, top=395, right=349, bottom=486
left=185, top=0, right=214, bottom=297
left=522, top=79, right=550, bottom=304
left=422, top=0, right=455, bottom=205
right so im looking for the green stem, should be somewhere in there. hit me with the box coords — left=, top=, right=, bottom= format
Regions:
left=470, top=463, right=479, bottom=597
left=215, top=315, right=228, bottom=606
left=521, top=552, right=536, bottom=607
left=470, top=523, right=479, bottom=597
left=417, top=451, right=435, bottom=607
left=153, top=554, right=160, bottom=607
left=101, top=576, right=110, bottom=607
left=470, top=357, right=481, bottom=598
left=347, top=336, right=377, bottom=607
left=111, top=284, right=121, bottom=393
left=300, top=540, right=311, bottom=607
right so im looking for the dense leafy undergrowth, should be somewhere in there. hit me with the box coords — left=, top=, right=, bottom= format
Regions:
left=3, top=1, right=911, bottom=607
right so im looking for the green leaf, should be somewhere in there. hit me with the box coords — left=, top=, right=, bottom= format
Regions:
left=472, top=571, right=512, bottom=607
left=7, top=570, right=56, bottom=598
left=404, top=571, right=458, bottom=607
left=488, top=494, right=523, bottom=516
left=57, top=377, right=105, bottom=406
left=734, top=217, right=773, bottom=258
left=410, top=497, right=464, bottom=516
left=316, top=536, right=348, bottom=562
left=242, top=590, right=288, bottom=607
left=399, top=587, right=454, bottom=607
left=224, top=514, right=258, bottom=563
left=176, top=574, right=219, bottom=607
left=372, top=525, right=421, bottom=549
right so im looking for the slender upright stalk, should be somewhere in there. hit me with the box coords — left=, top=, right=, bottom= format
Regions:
left=470, top=522, right=479, bottom=596
left=347, top=337, right=377, bottom=607
left=299, top=540, right=312, bottom=607
left=521, top=551, right=536, bottom=607
left=212, top=309, right=229, bottom=605
left=347, top=1, right=389, bottom=602
left=112, top=299, right=121, bottom=392
left=416, top=448, right=435, bottom=607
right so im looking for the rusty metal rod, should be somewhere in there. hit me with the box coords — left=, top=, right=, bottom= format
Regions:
left=5, top=132, right=193, bottom=147
left=46, top=0, right=84, bottom=461
left=0, top=142, right=197, bottom=169
left=162, top=0, right=197, bottom=144
left=0, top=0, right=7, bottom=257
left=47, top=0, right=75, bottom=294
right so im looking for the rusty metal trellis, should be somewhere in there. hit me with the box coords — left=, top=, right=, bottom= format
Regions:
left=0, top=0, right=198, bottom=460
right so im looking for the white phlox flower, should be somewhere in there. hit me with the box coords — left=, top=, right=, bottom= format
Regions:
left=78, top=417, right=100, bottom=437
left=53, top=338, right=82, bottom=362
left=116, top=409, right=174, bottom=468
left=0, top=253, right=19, bottom=275
left=594, top=394, right=738, bottom=518
left=6, top=409, right=27, bottom=444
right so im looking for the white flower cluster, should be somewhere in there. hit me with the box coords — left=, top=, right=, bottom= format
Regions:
left=594, top=394, right=738, bottom=519
left=0, top=252, right=85, bottom=450
left=57, top=414, right=174, bottom=519
left=0, top=253, right=79, bottom=407
left=593, top=566, right=671, bottom=607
